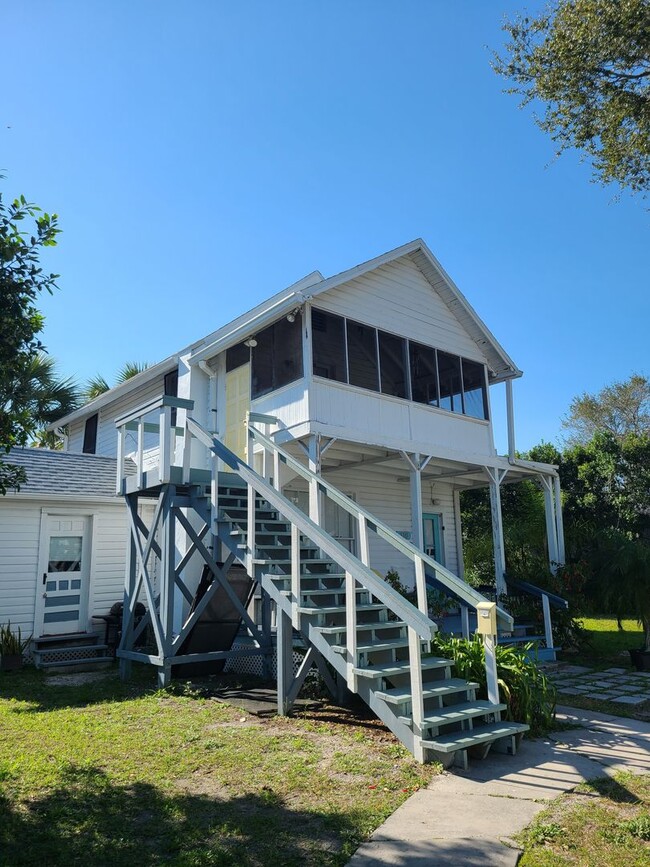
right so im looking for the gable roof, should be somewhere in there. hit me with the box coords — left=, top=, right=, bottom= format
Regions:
left=2, top=448, right=119, bottom=499
left=189, top=239, right=521, bottom=381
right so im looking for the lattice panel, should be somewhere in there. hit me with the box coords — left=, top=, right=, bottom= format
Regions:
left=38, top=647, right=101, bottom=664
left=224, top=644, right=304, bottom=678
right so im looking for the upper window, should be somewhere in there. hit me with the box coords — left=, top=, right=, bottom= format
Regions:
left=311, top=307, right=489, bottom=420
left=82, top=414, right=98, bottom=454
left=312, top=309, right=347, bottom=382
left=251, top=312, right=303, bottom=399
left=347, top=320, right=379, bottom=392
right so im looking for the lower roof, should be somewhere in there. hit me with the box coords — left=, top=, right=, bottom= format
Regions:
left=3, top=448, right=119, bottom=498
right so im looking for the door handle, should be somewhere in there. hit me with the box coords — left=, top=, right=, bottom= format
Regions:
left=43, top=572, right=47, bottom=585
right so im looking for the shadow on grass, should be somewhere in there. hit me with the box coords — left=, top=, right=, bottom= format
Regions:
left=0, top=764, right=361, bottom=867
left=580, top=775, right=642, bottom=804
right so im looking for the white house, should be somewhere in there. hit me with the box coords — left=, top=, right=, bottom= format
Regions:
left=1, top=239, right=564, bottom=764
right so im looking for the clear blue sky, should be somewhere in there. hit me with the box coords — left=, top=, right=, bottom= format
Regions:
left=2, top=1, right=647, bottom=453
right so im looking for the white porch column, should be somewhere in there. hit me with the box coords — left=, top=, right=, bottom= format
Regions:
left=553, top=475, right=566, bottom=566
left=541, top=475, right=559, bottom=574
left=505, top=378, right=516, bottom=462
left=486, top=467, right=508, bottom=598
left=410, top=455, right=424, bottom=551
left=452, top=489, right=465, bottom=579
left=307, top=433, right=322, bottom=526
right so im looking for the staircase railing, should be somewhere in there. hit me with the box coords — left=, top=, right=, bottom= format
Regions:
left=186, top=416, right=435, bottom=711
left=246, top=413, right=514, bottom=633
left=505, top=575, right=568, bottom=650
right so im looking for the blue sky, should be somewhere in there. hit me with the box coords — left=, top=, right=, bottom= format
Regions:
left=2, top=1, right=647, bottom=453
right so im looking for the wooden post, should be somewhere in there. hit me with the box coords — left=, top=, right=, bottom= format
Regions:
left=137, top=417, right=144, bottom=489
left=291, top=523, right=301, bottom=629
left=452, top=489, right=465, bottom=580
left=414, top=557, right=427, bottom=617
left=158, top=486, right=176, bottom=686
left=483, top=633, right=500, bottom=705
left=358, top=515, right=370, bottom=567
left=408, top=626, right=425, bottom=763
left=541, top=476, right=559, bottom=573
left=246, top=425, right=256, bottom=575
left=307, top=434, right=321, bottom=526
left=119, top=502, right=138, bottom=681
left=487, top=468, right=507, bottom=598
left=159, top=404, right=172, bottom=484
left=261, top=590, right=273, bottom=679
left=505, top=378, right=516, bottom=462
left=116, top=425, right=125, bottom=495
left=276, top=607, right=294, bottom=716
left=542, top=592, right=554, bottom=650
left=553, top=475, right=566, bottom=566
left=409, top=454, right=424, bottom=551
left=345, top=570, right=357, bottom=692
left=460, top=604, right=470, bottom=639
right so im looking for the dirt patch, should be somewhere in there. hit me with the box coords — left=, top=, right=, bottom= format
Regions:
left=44, top=671, right=117, bottom=687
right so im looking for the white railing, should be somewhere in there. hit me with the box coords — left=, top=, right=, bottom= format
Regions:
left=114, top=395, right=195, bottom=494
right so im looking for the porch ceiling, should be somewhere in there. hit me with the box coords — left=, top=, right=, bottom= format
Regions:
left=279, top=436, right=544, bottom=490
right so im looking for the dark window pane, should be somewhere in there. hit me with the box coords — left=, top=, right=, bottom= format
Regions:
left=251, top=313, right=303, bottom=399
left=409, top=341, right=438, bottom=406
left=226, top=342, right=250, bottom=372
left=347, top=320, right=379, bottom=391
left=82, top=413, right=98, bottom=454
left=462, top=359, right=488, bottom=420
left=379, top=331, right=408, bottom=398
left=437, top=351, right=463, bottom=413
left=164, top=369, right=178, bottom=426
left=312, top=308, right=347, bottom=382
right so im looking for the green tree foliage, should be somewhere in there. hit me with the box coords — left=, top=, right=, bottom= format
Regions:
left=562, top=373, right=650, bottom=444
left=16, top=354, right=80, bottom=449
left=493, top=0, right=650, bottom=195
left=0, top=190, right=60, bottom=494
left=83, top=361, right=150, bottom=402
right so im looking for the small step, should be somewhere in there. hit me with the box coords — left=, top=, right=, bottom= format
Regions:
left=39, top=656, right=114, bottom=669
left=354, top=657, right=452, bottom=679
left=421, top=721, right=529, bottom=754
left=500, top=635, right=545, bottom=644
left=402, top=701, right=507, bottom=728
left=33, top=632, right=97, bottom=646
left=332, top=639, right=427, bottom=655
left=375, top=678, right=478, bottom=705
left=287, top=587, right=370, bottom=598
left=33, top=643, right=110, bottom=658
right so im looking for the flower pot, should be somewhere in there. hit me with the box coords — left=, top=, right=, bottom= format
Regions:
left=0, top=654, right=23, bottom=672
left=629, top=648, right=650, bottom=671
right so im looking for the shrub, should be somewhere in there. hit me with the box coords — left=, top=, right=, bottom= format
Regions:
left=432, top=633, right=556, bottom=736
left=0, top=622, right=31, bottom=657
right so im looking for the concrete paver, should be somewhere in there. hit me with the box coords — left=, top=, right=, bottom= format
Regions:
left=346, top=707, right=650, bottom=866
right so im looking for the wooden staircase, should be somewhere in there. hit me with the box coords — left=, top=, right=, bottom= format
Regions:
left=32, top=632, right=113, bottom=671
left=216, top=479, right=527, bottom=769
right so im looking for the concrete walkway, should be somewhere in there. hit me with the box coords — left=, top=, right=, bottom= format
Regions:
left=347, top=706, right=650, bottom=866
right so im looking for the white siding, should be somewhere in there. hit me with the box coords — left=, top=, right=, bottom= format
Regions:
left=251, top=379, right=309, bottom=435
left=314, top=257, right=486, bottom=362
left=67, top=375, right=169, bottom=459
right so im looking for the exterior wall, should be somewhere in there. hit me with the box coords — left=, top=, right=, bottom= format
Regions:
left=0, top=498, right=131, bottom=638
left=67, top=373, right=171, bottom=458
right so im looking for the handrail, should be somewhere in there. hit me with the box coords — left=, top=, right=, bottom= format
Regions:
left=186, top=416, right=435, bottom=640
left=505, top=576, right=568, bottom=610
left=247, top=418, right=513, bottom=631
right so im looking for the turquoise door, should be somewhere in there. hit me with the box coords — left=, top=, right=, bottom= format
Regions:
left=422, top=513, right=444, bottom=565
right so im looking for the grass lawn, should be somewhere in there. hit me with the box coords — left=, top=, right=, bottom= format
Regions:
left=0, top=667, right=439, bottom=867
left=519, top=771, right=650, bottom=866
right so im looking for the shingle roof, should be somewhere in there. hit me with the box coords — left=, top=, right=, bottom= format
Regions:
left=3, top=448, right=119, bottom=498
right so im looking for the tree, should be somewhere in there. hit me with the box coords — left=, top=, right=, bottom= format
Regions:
left=0, top=189, right=60, bottom=494
left=493, top=0, right=650, bottom=195
left=18, top=354, right=81, bottom=449
left=83, top=361, right=150, bottom=402
left=562, top=373, right=650, bottom=444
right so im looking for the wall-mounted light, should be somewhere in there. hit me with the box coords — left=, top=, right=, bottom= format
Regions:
left=286, top=307, right=300, bottom=323
left=244, top=336, right=257, bottom=348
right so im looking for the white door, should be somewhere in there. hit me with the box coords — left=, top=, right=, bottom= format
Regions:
left=224, top=363, right=250, bottom=461
left=36, top=516, right=91, bottom=636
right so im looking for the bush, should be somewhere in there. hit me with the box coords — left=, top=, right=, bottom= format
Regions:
left=432, top=633, right=556, bottom=736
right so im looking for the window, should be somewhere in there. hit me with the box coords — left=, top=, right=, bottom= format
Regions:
left=379, top=331, right=408, bottom=398
left=312, top=309, right=347, bottom=382
left=251, top=312, right=303, bottom=399
left=82, top=414, right=98, bottom=454
left=461, top=359, right=488, bottom=420
left=437, top=351, right=463, bottom=413
left=164, top=369, right=178, bottom=426
left=346, top=319, right=379, bottom=391
left=409, top=341, right=438, bottom=406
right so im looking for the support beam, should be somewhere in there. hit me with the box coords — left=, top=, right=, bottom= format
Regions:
left=541, top=476, right=559, bottom=574
left=553, top=475, right=566, bottom=566
left=403, top=452, right=424, bottom=551
left=307, top=434, right=322, bottom=525
left=277, top=607, right=294, bottom=716
left=486, top=467, right=507, bottom=598
left=452, top=489, right=465, bottom=580
left=505, top=378, right=516, bottom=462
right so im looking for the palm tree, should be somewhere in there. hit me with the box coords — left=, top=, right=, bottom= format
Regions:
left=82, top=361, right=150, bottom=402
left=12, top=354, right=82, bottom=449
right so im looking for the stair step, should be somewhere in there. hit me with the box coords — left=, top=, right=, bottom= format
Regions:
left=354, top=657, right=452, bottom=679
left=318, top=620, right=404, bottom=635
left=500, top=635, right=545, bottom=644
left=402, top=701, right=507, bottom=728
left=286, top=587, right=370, bottom=598
left=332, top=639, right=426, bottom=655
left=422, top=721, right=529, bottom=754
left=375, top=678, right=479, bottom=705
left=298, top=603, right=388, bottom=615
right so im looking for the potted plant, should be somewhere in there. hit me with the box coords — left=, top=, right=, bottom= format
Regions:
left=0, top=622, right=31, bottom=672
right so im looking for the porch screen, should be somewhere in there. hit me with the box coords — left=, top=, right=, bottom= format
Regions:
left=346, top=319, right=379, bottom=392
left=437, top=351, right=463, bottom=413
left=251, top=312, right=303, bottom=398
left=379, top=331, right=408, bottom=398
left=409, top=341, right=438, bottom=406
left=461, top=359, right=488, bottom=420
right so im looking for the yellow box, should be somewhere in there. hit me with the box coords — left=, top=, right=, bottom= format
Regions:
left=476, top=601, right=497, bottom=635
